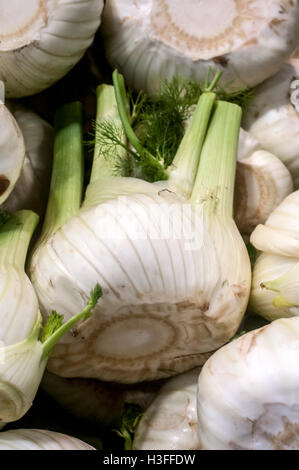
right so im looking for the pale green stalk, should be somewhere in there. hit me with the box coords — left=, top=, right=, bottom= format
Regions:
left=39, top=102, right=83, bottom=244
left=90, top=84, right=126, bottom=182
left=191, top=101, right=242, bottom=216
left=112, top=70, right=167, bottom=181
left=0, top=210, right=39, bottom=268
left=167, top=92, right=216, bottom=196
left=41, top=286, right=101, bottom=360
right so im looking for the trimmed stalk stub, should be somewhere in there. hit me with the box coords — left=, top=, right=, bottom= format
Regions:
left=101, top=0, right=299, bottom=94
left=30, top=84, right=251, bottom=383
left=0, top=0, right=104, bottom=97
left=197, top=317, right=299, bottom=450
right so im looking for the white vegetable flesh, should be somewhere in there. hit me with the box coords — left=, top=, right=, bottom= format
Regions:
left=250, top=190, right=299, bottom=320
left=197, top=317, right=299, bottom=450
left=235, top=145, right=293, bottom=234
left=0, top=429, right=94, bottom=450
left=0, top=0, right=104, bottom=97
left=0, top=102, right=25, bottom=205
left=3, top=103, right=53, bottom=214
left=243, top=60, right=299, bottom=188
left=101, top=0, right=299, bottom=94
left=133, top=368, right=201, bottom=450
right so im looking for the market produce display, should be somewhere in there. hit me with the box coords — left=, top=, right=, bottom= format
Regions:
left=1, top=0, right=299, bottom=452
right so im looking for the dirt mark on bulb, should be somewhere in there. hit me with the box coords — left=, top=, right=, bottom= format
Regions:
left=0, top=175, right=10, bottom=195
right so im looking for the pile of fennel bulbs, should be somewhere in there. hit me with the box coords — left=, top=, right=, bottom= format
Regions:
left=29, top=70, right=251, bottom=384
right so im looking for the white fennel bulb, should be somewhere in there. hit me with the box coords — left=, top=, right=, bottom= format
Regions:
left=197, top=317, right=299, bottom=450
left=0, top=429, right=94, bottom=450
left=0, top=210, right=102, bottom=427
left=3, top=103, right=53, bottom=214
left=133, top=368, right=201, bottom=450
left=250, top=190, right=299, bottom=320
left=243, top=57, right=299, bottom=188
left=101, top=0, right=299, bottom=94
left=237, top=128, right=261, bottom=161
left=234, top=141, right=293, bottom=234
left=29, top=73, right=251, bottom=383
left=41, top=371, right=164, bottom=428
left=0, top=101, right=25, bottom=205
left=0, top=0, right=104, bottom=98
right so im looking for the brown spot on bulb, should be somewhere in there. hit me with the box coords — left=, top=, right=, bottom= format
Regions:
left=269, top=17, right=286, bottom=33
left=0, top=175, right=10, bottom=195
left=271, top=417, right=299, bottom=449
left=213, top=55, right=229, bottom=67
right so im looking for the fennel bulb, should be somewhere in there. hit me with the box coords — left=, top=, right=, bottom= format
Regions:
left=133, top=368, right=201, bottom=450
left=250, top=190, right=299, bottom=320
left=29, top=72, right=251, bottom=384
left=235, top=138, right=293, bottom=234
left=0, top=0, right=104, bottom=97
left=243, top=58, right=299, bottom=188
left=197, top=317, right=299, bottom=450
left=0, top=429, right=94, bottom=450
left=0, top=101, right=25, bottom=205
left=101, top=0, right=299, bottom=94
left=0, top=209, right=102, bottom=427
left=3, top=103, right=53, bottom=214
